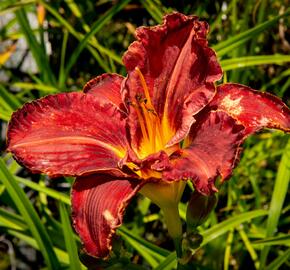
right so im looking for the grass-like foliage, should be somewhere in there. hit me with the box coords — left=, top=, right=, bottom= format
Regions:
left=0, top=0, right=290, bottom=269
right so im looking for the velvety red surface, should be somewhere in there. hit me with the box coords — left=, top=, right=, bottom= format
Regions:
left=83, top=73, right=126, bottom=112
left=163, top=111, right=244, bottom=194
left=122, top=13, right=222, bottom=149
left=72, top=175, right=141, bottom=258
left=7, top=92, right=128, bottom=177
left=210, top=83, right=290, bottom=135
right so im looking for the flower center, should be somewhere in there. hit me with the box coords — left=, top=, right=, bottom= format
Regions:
left=133, top=67, right=176, bottom=158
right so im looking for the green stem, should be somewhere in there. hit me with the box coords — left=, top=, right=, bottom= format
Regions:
left=174, top=237, right=185, bottom=270
left=163, top=207, right=183, bottom=269
left=139, top=181, right=186, bottom=266
left=162, top=205, right=182, bottom=239
left=173, top=237, right=182, bottom=258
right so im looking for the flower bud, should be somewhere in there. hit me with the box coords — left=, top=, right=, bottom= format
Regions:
left=186, top=191, right=217, bottom=229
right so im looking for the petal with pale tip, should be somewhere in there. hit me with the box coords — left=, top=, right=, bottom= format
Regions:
left=72, top=175, right=141, bottom=258
left=210, top=83, right=290, bottom=135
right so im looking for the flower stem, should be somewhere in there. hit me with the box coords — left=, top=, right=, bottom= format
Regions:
left=139, top=181, right=186, bottom=262
left=162, top=205, right=184, bottom=267
left=162, top=205, right=182, bottom=239
left=173, top=237, right=182, bottom=258
left=161, top=205, right=182, bottom=270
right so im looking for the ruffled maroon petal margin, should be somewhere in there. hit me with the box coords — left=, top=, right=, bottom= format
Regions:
left=72, top=175, right=141, bottom=258
left=83, top=73, right=126, bottom=112
left=163, top=111, right=244, bottom=195
left=210, top=83, right=290, bottom=135
left=122, top=12, right=222, bottom=149
left=7, top=92, right=128, bottom=176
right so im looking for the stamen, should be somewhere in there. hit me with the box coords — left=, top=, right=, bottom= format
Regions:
left=135, top=67, right=154, bottom=109
left=134, top=67, right=168, bottom=156
left=133, top=103, right=149, bottom=142
left=140, top=103, right=154, bottom=139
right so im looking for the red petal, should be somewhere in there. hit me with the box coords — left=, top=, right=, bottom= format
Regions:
left=122, top=12, right=222, bottom=148
left=210, top=83, right=290, bottom=135
left=163, top=111, right=244, bottom=195
left=83, top=73, right=126, bottom=112
left=7, top=92, right=128, bottom=176
left=72, top=175, right=141, bottom=258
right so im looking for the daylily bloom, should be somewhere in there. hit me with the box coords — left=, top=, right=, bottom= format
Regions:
left=6, top=12, right=290, bottom=259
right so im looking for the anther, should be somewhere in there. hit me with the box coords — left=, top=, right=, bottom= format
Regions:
left=135, top=93, right=143, bottom=102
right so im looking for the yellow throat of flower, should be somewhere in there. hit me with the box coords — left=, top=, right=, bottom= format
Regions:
left=133, top=67, right=176, bottom=159
left=130, top=68, right=185, bottom=240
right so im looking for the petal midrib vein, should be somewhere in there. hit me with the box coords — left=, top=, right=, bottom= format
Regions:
left=11, top=136, right=125, bottom=158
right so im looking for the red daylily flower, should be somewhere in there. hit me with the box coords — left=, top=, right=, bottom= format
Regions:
left=6, top=13, right=290, bottom=258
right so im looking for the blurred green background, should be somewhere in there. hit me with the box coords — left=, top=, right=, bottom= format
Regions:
left=0, top=0, right=289, bottom=269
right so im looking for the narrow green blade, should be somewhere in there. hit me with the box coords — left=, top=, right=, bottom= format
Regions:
left=265, top=248, right=290, bottom=270
left=59, top=202, right=82, bottom=270
left=202, top=209, right=267, bottom=245
left=0, top=158, right=61, bottom=269
left=64, top=0, right=131, bottom=77
left=119, top=226, right=168, bottom=267
left=154, top=209, right=268, bottom=269
left=15, top=9, right=56, bottom=85
left=153, top=252, right=176, bottom=270
left=15, top=176, right=70, bottom=204
left=221, top=55, right=290, bottom=71
left=253, top=235, right=290, bottom=247
left=260, top=140, right=290, bottom=268
left=119, top=226, right=170, bottom=257
left=0, top=85, right=21, bottom=110
left=213, top=9, right=290, bottom=57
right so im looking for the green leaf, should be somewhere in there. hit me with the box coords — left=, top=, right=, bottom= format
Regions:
left=260, top=140, right=290, bottom=268
left=265, top=248, right=290, bottom=270
left=0, top=158, right=61, bottom=269
left=15, top=9, right=56, bottom=85
left=262, top=69, right=290, bottom=92
left=140, top=0, right=163, bottom=23
left=0, top=85, right=21, bottom=110
left=58, top=29, right=69, bottom=88
left=39, top=0, right=116, bottom=72
left=202, top=209, right=267, bottom=245
left=0, top=108, right=11, bottom=121
left=59, top=202, right=83, bottom=270
left=224, top=229, right=234, bottom=270
left=153, top=252, right=176, bottom=270
left=1, top=227, right=71, bottom=264
left=253, top=235, right=290, bottom=247
left=119, top=226, right=169, bottom=257
left=154, top=209, right=268, bottom=269
left=237, top=226, right=260, bottom=269
left=221, top=55, right=290, bottom=71
left=15, top=176, right=71, bottom=204
left=0, top=0, right=35, bottom=15
left=213, top=9, right=290, bottom=57
left=119, top=232, right=159, bottom=268
left=0, top=207, right=27, bottom=230
left=63, top=0, right=131, bottom=78
left=11, top=82, right=59, bottom=93
left=118, top=226, right=169, bottom=267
